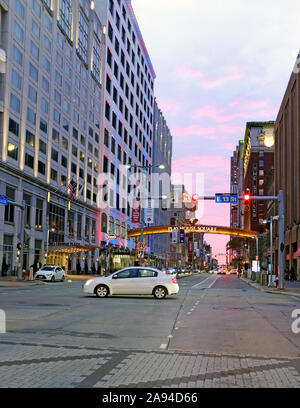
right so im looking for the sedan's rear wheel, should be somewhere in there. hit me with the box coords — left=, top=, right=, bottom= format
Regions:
left=51, top=275, right=55, bottom=282
left=153, top=286, right=167, bottom=299
left=60, top=275, right=65, bottom=282
left=95, top=284, right=109, bottom=298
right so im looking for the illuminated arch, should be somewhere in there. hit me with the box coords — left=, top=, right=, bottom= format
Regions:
left=128, top=225, right=258, bottom=239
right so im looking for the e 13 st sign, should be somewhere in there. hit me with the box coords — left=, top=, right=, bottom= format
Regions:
left=215, top=193, right=238, bottom=204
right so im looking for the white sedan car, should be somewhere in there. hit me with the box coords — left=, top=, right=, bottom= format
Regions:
left=83, top=267, right=179, bottom=299
left=34, top=265, right=66, bottom=282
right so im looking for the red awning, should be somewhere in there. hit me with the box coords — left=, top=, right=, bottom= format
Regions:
left=294, top=246, right=300, bottom=258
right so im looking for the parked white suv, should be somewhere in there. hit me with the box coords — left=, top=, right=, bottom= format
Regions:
left=34, top=265, right=65, bottom=282
left=83, top=267, right=179, bottom=299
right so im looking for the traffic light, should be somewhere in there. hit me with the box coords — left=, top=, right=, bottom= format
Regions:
left=243, top=188, right=251, bottom=203
left=17, top=242, right=22, bottom=250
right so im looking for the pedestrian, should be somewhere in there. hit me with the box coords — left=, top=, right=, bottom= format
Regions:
left=33, top=259, right=38, bottom=274
left=84, top=260, right=88, bottom=274
left=91, top=263, right=96, bottom=274
left=290, top=266, right=295, bottom=281
left=285, top=266, right=289, bottom=280
left=238, top=264, right=242, bottom=278
left=37, top=260, right=41, bottom=270
left=1, top=258, right=8, bottom=277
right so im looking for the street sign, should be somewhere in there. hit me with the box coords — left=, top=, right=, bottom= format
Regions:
left=137, top=241, right=146, bottom=250
left=172, top=229, right=178, bottom=244
left=179, top=229, right=185, bottom=243
left=0, top=196, right=8, bottom=205
left=132, top=200, right=141, bottom=223
left=145, top=207, right=154, bottom=224
left=215, top=193, right=238, bottom=204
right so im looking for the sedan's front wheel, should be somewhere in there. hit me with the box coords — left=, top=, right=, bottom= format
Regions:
left=153, top=286, right=167, bottom=299
left=95, top=284, right=109, bottom=298
left=51, top=275, right=55, bottom=282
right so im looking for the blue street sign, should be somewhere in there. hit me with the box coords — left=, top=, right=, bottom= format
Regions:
left=215, top=193, right=238, bottom=204
left=0, top=196, right=8, bottom=205
left=200, top=249, right=204, bottom=256
left=179, top=229, right=185, bottom=243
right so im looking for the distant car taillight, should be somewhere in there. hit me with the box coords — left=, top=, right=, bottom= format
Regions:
left=172, top=277, right=177, bottom=284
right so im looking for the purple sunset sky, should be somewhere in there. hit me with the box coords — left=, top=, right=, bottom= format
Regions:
left=132, top=0, right=300, bottom=262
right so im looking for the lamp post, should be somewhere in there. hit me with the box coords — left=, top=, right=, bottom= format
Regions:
left=126, top=163, right=166, bottom=266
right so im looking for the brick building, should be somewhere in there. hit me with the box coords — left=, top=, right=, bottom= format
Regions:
left=242, top=122, right=275, bottom=233
left=274, top=58, right=300, bottom=280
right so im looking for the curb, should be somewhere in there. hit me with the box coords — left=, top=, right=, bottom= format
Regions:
left=240, top=277, right=300, bottom=298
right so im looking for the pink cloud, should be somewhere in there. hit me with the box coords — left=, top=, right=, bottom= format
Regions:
left=157, top=102, right=181, bottom=113
left=229, top=98, right=269, bottom=109
left=172, top=125, right=216, bottom=137
left=217, top=124, right=245, bottom=133
left=191, top=105, right=248, bottom=122
left=175, top=65, right=244, bottom=89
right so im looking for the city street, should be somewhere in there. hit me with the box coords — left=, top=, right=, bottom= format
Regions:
left=0, top=273, right=299, bottom=388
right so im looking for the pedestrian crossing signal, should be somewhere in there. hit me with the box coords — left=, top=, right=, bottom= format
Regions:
left=17, top=242, right=22, bottom=250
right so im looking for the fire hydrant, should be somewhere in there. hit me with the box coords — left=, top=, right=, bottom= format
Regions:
left=22, top=269, right=26, bottom=280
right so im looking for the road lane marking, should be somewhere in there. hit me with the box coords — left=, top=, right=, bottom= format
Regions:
left=160, top=344, right=167, bottom=349
left=191, top=277, right=210, bottom=288
left=207, top=277, right=219, bottom=289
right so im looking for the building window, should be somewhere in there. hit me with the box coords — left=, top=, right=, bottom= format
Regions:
left=61, top=175, right=67, bottom=186
left=92, top=37, right=101, bottom=82
left=11, top=69, right=22, bottom=90
left=15, top=0, right=25, bottom=20
left=4, top=187, right=15, bottom=223
left=26, top=130, right=35, bottom=147
left=25, top=153, right=34, bottom=169
left=28, top=86, right=37, bottom=104
left=109, top=216, right=114, bottom=234
left=27, top=107, right=36, bottom=125
left=10, top=93, right=21, bottom=113
left=78, top=10, right=89, bottom=64
left=13, top=45, right=23, bottom=66
left=85, top=216, right=90, bottom=238
left=50, top=168, right=58, bottom=182
left=35, top=198, right=43, bottom=230
left=59, top=0, right=72, bottom=40
left=39, top=139, right=46, bottom=154
left=38, top=160, right=45, bottom=174
left=14, top=20, right=24, bottom=43
left=7, top=143, right=18, bottom=160
left=77, top=214, right=82, bottom=238
left=2, top=124, right=14, bottom=149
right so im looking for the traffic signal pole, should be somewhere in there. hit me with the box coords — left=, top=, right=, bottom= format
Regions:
left=191, top=191, right=285, bottom=288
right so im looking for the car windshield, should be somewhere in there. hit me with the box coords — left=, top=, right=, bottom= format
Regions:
left=40, top=267, right=55, bottom=271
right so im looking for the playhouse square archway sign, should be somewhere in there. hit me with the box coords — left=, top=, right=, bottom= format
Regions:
left=128, top=225, right=258, bottom=239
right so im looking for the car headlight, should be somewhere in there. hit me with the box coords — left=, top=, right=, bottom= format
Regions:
left=85, top=279, right=94, bottom=286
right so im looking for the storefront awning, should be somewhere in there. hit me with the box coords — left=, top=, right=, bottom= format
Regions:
left=294, top=246, right=300, bottom=258
left=49, top=243, right=102, bottom=253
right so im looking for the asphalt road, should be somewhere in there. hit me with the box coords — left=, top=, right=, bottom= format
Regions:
left=1, top=273, right=300, bottom=388
left=0, top=273, right=299, bottom=356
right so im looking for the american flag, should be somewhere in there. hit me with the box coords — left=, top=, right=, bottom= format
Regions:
left=68, top=179, right=77, bottom=201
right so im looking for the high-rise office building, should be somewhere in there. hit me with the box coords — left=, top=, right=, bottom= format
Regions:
left=0, top=0, right=156, bottom=274
left=94, top=0, right=156, bottom=267
left=150, top=98, right=172, bottom=266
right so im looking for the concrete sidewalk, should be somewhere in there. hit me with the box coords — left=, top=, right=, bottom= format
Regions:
left=241, top=276, right=300, bottom=298
left=0, top=276, right=45, bottom=287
